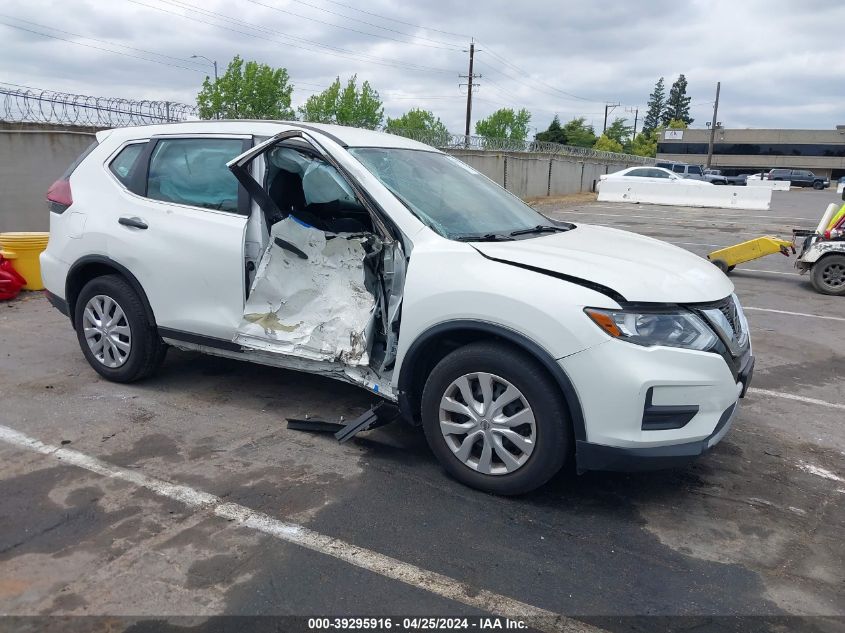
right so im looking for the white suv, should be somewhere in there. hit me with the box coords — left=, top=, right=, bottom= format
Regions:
left=41, top=121, right=754, bottom=494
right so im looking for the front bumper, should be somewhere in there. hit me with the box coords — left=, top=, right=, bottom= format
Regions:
left=560, top=335, right=753, bottom=473
left=576, top=398, right=740, bottom=472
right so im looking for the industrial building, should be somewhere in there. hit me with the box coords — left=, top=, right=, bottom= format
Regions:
left=656, top=126, right=845, bottom=179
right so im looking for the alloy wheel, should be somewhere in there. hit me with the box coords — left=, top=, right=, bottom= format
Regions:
left=438, top=372, right=536, bottom=475
left=821, top=262, right=845, bottom=289
left=82, top=294, right=132, bottom=368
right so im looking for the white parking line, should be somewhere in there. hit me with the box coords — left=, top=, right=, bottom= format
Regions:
left=735, top=269, right=800, bottom=276
left=580, top=205, right=818, bottom=222
left=744, top=307, right=845, bottom=322
left=0, top=424, right=600, bottom=633
left=562, top=209, right=815, bottom=229
left=748, top=389, right=845, bottom=411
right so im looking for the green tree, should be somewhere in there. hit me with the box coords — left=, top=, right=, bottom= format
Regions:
left=475, top=108, right=532, bottom=142
left=662, top=74, right=693, bottom=125
left=299, top=75, right=384, bottom=129
left=666, top=118, right=688, bottom=129
left=196, top=55, right=295, bottom=120
left=593, top=134, right=624, bottom=153
left=535, top=116, right=596, bottom=147
left=630, top=130, right=658, bottom=157
left=535, top=115, right=567, bottom=143
left=642, top=77, right=665, bottom=135
left=385, top=108, right=449, bottom=143
left=604, top=117, right=633, bottom=148
left=560, top=117, right=597, bottom=147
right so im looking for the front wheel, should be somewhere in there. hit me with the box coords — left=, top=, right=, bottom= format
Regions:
left=421, top=342, right=570, bottom=495
left=813, top=181, right=824, bottom=190
left=811, top=255, right=845, bottom=296
left=74, top=275, right=167, bottom=382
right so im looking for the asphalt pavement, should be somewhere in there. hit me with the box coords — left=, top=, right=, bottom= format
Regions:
left=0, top=188, right=843, bottom=632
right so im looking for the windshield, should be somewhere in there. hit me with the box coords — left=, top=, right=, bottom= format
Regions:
left=348, top=148, right=554, bottom=239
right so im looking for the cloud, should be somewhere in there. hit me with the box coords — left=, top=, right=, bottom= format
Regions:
left=1, top=0, right=844, bottom=132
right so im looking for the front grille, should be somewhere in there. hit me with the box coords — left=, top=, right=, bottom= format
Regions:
left=687, top=295, right=749, bottom=369
left=714, top=296, right=740, bottom=335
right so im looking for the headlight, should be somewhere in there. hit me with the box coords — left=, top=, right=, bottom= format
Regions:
left=584, top=307, right=717, bottom=351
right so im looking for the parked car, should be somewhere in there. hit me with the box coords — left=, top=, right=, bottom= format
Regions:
left=702, top=169, right=729, bottom=185
left=766, top=169, right=829, bottom=189
left=600, top=166, right=711, bottom=186
left=725, top=174, right=748, bottom=186
left=42, top=121, right=753, bottom=495
left=654, top=161, right=708, bottom=180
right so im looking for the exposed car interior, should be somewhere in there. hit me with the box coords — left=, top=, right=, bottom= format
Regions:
left=234, top=139, right=404, bottom=384
left=263, top=143, right=374, bottom=234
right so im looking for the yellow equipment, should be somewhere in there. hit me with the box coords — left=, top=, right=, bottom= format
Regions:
left=707, top=236, right=795, bottom=274
left=0, top=232, right=50, bottom=290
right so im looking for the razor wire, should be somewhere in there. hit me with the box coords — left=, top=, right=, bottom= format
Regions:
left=0, top=85, right=198, bottom=127
left=387, top=128, right=656, bottom=164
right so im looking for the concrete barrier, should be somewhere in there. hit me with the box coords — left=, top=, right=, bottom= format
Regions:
left=747, top=179, right=790, bottom=191
left=837, top=182, right=844, bottom=195
left=597, top=180, right=772, bottom=210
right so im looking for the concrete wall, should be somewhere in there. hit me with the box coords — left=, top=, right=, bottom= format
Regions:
left=445, top=150, right=640, bottom=198
left=0, top=125, right=643, bottom=232
left=0, top=124, right=96, bottom=232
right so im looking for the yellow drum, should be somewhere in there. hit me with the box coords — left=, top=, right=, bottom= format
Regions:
left=0, top=232, right=50, bottom=290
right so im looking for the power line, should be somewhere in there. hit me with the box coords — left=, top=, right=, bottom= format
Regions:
left=0, top=14, right=207, bottom=69
left=476, top=42, right=604, bottom=104
left=242, top=0, right=462, bottom=51
left=315, top=0, right=471, bottom=39
left=129, top=0, right=457, bottom=75
left=250, top=0, right=464, bottom=50
left=0, top=19, right=205, bottom=73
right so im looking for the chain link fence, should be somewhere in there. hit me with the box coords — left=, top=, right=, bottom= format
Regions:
left=386, top=128, right=655, bottom=164
left=0, top=85, right=198, bottom=127
left=1, top=84, right=652, bottom=163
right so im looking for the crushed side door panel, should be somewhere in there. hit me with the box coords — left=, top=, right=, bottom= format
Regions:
left=235, top=217, right=379, bottom=365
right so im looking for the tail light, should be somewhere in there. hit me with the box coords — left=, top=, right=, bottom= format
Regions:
left=46, top=179, right=73, bottom=214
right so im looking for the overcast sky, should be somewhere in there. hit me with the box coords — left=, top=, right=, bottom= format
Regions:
left=1, top=0, right=844, bottom=133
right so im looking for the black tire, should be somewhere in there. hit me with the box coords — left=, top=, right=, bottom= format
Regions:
left=711, top=258, right=730, bottom=274
left=727, top=265, right=736, bottom=272
left=420, top=341, right=570, bottom=495
left=811, top=255, right=845, bottom=296
left=813, top=181, right=824, bottom=190
left=74, top=274, right=167, bottom=382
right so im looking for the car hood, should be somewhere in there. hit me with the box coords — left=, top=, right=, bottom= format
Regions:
left=472, top=224, right=734, bottom=304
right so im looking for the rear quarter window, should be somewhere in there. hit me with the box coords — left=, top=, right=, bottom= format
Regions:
left=108, top=143, right=145, bottom=186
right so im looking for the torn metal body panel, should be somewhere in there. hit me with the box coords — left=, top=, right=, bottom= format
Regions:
left=161, top=338, right=398, bottom=400
left=235, top=217, right=379, bottom=366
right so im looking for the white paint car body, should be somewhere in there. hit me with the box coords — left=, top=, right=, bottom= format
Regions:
left=599, top=166, right=713, bottom=187
left=41, top=121, right=754, bottom=494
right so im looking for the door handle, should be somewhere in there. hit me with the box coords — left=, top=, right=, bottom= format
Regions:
left=119, top=216, right=148, bottom=230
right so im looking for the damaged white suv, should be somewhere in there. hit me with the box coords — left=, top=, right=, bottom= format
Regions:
left=42, top=121, right=754, bottom=494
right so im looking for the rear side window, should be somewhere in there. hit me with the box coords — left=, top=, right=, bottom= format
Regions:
left=672, top=164, right=686, bottom=173
left=146, top=138, right=244, bottom=213
left=109, top=143, right=144, bottom=186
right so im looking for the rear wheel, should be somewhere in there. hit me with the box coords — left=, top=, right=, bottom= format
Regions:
left=421, top=342, right=570, bottom=495
left=74, top=275, right=167, bottom=382
left=811, top=255, right=845, bottom=296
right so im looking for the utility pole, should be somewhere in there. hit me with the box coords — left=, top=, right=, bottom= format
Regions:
left=706, top=81, right=721, bottom=169
left=460, top=41, right=481, bottom=145
left=603, top=102, right=620, bottom=133
left=625, top=106, right=639, bottom=139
